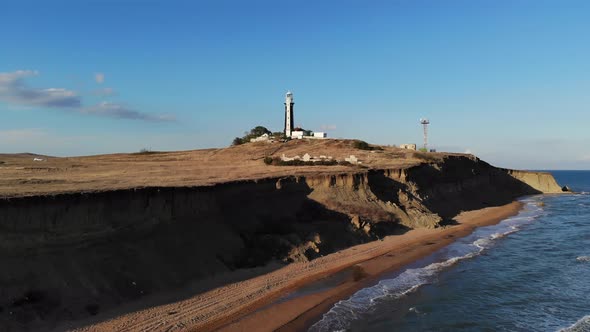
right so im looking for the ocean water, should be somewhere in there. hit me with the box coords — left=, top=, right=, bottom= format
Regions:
left=309, top=171, right=590, bottom=332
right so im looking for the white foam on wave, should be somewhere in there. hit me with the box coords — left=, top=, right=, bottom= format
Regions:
left=576, top=256, right=590, bottom=263
left=558, top=315, right=590, bottom=332
left=408, top=306, right=424, bottom=315
left=308, top=199, right=544, bottom=332
left=308, top=252, right=478, bottom=332
left=490, top=228, right=518, bottom=240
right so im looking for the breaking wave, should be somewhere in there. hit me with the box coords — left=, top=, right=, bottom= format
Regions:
left=309, top=199, right=543, bottom=332
left=558, top=315, right=590, bottom=332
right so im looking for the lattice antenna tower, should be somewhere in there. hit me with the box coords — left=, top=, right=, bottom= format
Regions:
left=420, top=118, right=430, bottom=150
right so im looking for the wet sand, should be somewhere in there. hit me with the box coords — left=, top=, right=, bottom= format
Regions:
left=214, top=201, right=524, bottom=332
left=74, top=201, right=523, bottom=332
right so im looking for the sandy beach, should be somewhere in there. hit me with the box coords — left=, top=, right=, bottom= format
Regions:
left=72, top=201, right=523, bottom=332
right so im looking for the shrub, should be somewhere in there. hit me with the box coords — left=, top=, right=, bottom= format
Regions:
left=136, top=148, right=159, bottom=155
left=412, top=151, right=439, bottom=162
left=263, top=156, right=273, bottom=165
left=232, top=126, right=274, bottom=146
left=352, top=140, right=383, bottom=151
left=316, top=159, right=338, bottom=166
left=232, top=137, right=244, bottom=146
left=278, top=159, right=304, bottom=166
left=249, top=126, right=272, bottom=137
left=352, top=140, right=371, bottom=150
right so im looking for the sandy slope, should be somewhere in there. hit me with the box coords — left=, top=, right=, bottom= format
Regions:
left=69, top=202, right=522, bottom=332
left=0, top=139, right=435, bottom=198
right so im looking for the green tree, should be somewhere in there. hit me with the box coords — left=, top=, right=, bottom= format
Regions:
left=351, top=140, right=383, bottom=151
left=249, top=126, right=271, bottom=137
left=232, top=137, right=244, bottom=146
left=232, top=126, right=275, bottom=146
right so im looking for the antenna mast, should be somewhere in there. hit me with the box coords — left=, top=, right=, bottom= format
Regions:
left=420, top=118, right=430, bottom=150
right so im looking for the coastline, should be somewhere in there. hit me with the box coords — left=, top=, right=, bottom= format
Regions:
left=213, top=201, right=524, bottom=332
left=72, top=201, right=524, bottom=332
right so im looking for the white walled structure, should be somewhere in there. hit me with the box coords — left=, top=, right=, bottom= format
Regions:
left=281, top=153, right=334, bottom=162
left=284, top=91, right=294, bottom=137
left=399, top=143, right=417, bottom=150
left=250, top=133, right=270, bottom=142
left=290, top=131, right=328, bottom=140
left=291, top=130, right=304, bottom=139
left=345, top=155, right=360, bottom=164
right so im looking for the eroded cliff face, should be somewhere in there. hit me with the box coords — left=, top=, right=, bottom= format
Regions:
left=504, top=169, right=563, bottom=194
left=0, top=156, right=561, bottom=331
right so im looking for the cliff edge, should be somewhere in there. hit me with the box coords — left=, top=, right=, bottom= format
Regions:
left=0, top=151, right=562, bottom=331
left=505, top=169, right=563, bottom=194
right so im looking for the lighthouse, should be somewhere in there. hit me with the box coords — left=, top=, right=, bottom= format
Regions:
left=284, top=91, right=294, bottom=137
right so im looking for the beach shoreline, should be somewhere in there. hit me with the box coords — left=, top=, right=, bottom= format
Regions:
left=213, top=201, right=525, bottom=332
left=72, top=201, right=524, bottom=332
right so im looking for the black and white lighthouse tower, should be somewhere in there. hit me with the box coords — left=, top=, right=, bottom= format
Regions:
left=284, top=91, right=294, bottom=137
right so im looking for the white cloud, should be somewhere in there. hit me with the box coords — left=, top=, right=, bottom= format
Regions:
left=95, top=73, right=104, bottom=84
left=82, top=102, right=175, bottom=122
left=0, top=70, right=175, bottom=122
left=0, top=70, right=81, bottom=108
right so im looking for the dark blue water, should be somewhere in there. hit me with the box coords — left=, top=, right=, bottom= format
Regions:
left=310, top=171, right=590, bottom=332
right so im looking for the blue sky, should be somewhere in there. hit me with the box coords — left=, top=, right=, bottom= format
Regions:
left=1, top=0, right=590, bottom=169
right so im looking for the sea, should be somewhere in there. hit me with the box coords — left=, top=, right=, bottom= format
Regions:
left=309, top=170, right=590, bottom=332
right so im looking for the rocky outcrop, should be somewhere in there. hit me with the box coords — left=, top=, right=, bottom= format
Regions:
left=0, top=156, right=560, bottom=331
left=504, top=169, right=563, bottom=194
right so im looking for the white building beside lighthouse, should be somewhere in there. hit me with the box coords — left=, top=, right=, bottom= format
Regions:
left=284, top=91, right=294, bottom=137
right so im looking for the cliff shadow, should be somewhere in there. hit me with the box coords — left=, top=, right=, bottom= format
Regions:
left=0, top=177, right=407, bottom=332
left=367, top=170, right=407, bottom=208
left=405, top=160, right=543, bottom=220
left=367, top=170, right=423, bottom=211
